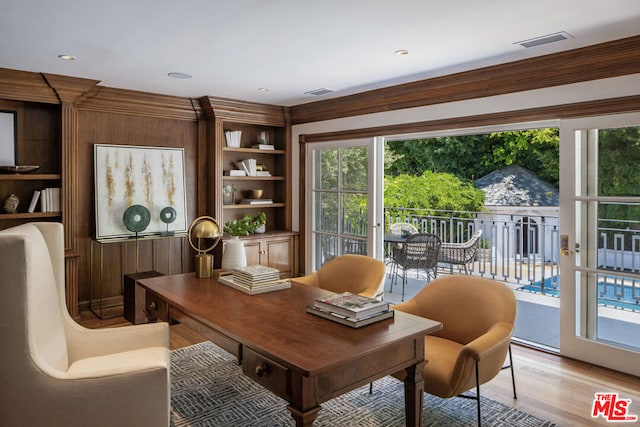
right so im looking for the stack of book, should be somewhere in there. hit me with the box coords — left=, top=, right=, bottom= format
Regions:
left=218, top=264, right=290, bottom=295
left=236, top=159, right=257, bottom=176
left=252, top=144, right=274, bottom=150
left=233, top=264, right=280, bottom=286
left=224, top=130, right=241, bottom=148
left=238, top=198, right=273, bottom=205
left=307, top=292, right=393, bottom=328
left=28, top=188, right=61, bottom=213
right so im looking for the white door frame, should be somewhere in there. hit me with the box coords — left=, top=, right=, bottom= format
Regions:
left=559, top=111, right=640, bottom=377
left=304, top=137, right=383, bottom=273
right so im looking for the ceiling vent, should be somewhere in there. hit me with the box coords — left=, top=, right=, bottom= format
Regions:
left=515, top=31, right=573, bottom=48
left=305, top=88, right=333, bottom=96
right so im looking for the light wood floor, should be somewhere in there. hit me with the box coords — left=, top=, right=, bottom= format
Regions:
left=77, top=310, right=640, bottom=426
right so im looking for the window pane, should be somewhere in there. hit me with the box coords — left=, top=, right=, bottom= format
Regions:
left=341, top=146, right=368, bottom=191
left=314, top=234, right=338, bottom=267
left=598, top=202, right=640, bottom=272
left=341, top=193, right=367, bottom=238
left=598, top=126, right=640, bottom=196
left=314, top=192, right=338, bottom=233
left=594, top=272, right=640, bottom=350
left=318, top=149, right=338, bottom=190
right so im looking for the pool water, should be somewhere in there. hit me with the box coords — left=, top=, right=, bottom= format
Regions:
left=518, top=276, right=640, bottom=312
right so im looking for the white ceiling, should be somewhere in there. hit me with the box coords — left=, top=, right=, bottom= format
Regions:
left=2, top=0, right=640, bottom=107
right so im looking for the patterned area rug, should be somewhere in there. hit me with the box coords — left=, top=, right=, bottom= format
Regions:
left=171, top=342, right=556, bottom=427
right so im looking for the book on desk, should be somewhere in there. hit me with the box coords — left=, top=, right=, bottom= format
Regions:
left=312, top=292, right=390, bottom=319
left=218, top=265, right=290, bottom=295
left=306, top=304, right=394, bottom=328
left=307, top=292, right=393, bottom=328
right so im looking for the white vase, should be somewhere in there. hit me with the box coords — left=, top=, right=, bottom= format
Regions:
left=254, top=224, right=266, bottom=234
left=221, top=236, right=247, bottom=271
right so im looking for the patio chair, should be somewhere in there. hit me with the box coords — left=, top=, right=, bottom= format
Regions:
left=438, top=229, right=483, bottom=274
left=386, top=222, right=419, bottom=277
left=389, top=233, right=441, bottom=301
left=389, top=222, right=418, bottom=237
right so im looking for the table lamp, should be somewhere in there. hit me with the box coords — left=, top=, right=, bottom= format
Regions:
left=188, top=216, right=222, bottom=278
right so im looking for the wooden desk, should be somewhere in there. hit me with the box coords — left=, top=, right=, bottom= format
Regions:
left=139, top=273, right=442, bottom=426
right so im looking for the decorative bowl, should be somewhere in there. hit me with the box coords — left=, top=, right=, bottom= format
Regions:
left=0, top=165, right=40, bottom=174
left=246, top=189, right=263, bottom=199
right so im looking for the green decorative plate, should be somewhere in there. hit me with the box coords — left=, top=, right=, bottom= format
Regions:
left=160, top=206, right=177, bottom=224
left=122, top=204, right=151, bottom=233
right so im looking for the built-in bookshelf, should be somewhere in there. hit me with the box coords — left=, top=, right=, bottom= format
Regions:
left=200, top=97, right=297, bottom=277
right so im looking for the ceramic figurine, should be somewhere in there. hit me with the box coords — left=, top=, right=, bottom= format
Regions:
left=3, top=193, right=19, bottom=213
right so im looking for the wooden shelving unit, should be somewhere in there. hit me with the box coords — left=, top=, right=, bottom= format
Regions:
left=200, top=96, right=298, bottom=277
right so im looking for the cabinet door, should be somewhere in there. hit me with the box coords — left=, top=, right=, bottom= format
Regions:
left=243, top=239, right=261, bottom=266
left=264, top=237, right=293, bottom=277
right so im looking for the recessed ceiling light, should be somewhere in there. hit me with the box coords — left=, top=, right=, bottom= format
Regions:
left=394, top=49, right=409, bottom=56
left=167, top=72, right=192, bottom=79
left=258, top=88, right=270, bottom=92
left=58, top=54, right=76, bottom=61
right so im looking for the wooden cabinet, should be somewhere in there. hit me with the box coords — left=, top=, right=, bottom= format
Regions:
left=223, top=231, right=298, bottom=278
left=0, top=100, right=61, bottom=228
left=90, top=235, right=191, bottom=318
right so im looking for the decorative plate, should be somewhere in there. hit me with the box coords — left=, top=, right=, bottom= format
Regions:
left=0, top=165, right=40, bottom=174
left=122, top=204, right=151, bottom=233
left=160, top=206, right=177, bottom=224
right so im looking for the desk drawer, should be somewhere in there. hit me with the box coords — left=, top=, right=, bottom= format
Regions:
left=144, top=292, right=169, bottom=322
left=243, top=347, right=290, bottom=400
left=171, top=307, right=241, bottom=358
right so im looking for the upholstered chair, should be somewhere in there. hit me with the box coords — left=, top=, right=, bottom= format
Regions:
left=392, top=274, right=517, bottom=426
left=291, top=254, right=386, bottom=298
left=0, top=223, right=171, bottom=427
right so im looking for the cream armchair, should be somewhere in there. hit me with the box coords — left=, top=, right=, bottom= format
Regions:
left=392, top=274, right=517, bottom=426
left=0, top=223, right=170, bottom=427
left=291, top=254, right=386, bottom=298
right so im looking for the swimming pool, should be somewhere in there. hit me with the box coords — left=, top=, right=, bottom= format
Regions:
left=518, top=276, right=640, bottom=312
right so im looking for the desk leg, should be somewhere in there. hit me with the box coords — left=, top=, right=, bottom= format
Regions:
left=287, top=405, right=321, bottom=427
left=404, top=360, right=426, bottom=427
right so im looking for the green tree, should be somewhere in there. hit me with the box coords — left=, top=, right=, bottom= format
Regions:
left=384, top=171, right=485, bottom=215
left=386, top=128, right=560, bottom=187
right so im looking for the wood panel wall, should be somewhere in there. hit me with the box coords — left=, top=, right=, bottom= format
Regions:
left=75, top=92, right=200, bottom=306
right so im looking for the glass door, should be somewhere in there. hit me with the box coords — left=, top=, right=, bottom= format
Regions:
left=560, top=112, right=640, bottom=377
left=305, top=138, right=383, bottom=272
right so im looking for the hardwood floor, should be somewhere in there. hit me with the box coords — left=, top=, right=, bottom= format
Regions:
left=77, top=310, right=640, bottom=426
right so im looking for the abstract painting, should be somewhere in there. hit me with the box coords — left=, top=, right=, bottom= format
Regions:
left=94, top=144, right=187, bottom=239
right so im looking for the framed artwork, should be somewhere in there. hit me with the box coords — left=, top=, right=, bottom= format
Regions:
left=0, top=111, right=17, bottom=166
left=94, top=144, right=187, bottom=239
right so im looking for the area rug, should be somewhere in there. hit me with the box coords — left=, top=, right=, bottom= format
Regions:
left=171, top=342, right=556, bottom=427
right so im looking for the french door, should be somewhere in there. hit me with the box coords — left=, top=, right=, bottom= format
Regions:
left=560, top=112, right=640, bottom=376
left=305, top=138, right=383, bottom=272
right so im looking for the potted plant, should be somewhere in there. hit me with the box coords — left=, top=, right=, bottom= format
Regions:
left=251, top=212, right=267, bottom=234
left=223, top=216, right=252, bottom=237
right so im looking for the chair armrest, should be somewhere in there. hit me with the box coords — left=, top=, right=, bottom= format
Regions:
left=391, top=299, right=421, bottom=316
left=290, top=272, right=320, bottom=288
left=65, top=321, right=169, bottom=363
left=462, top=322, right=513, bottom=362
left=65, top=346, right=169, bottom=379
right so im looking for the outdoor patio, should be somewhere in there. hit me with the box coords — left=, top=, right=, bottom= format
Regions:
left=382, top=265, right=640, bottom=351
